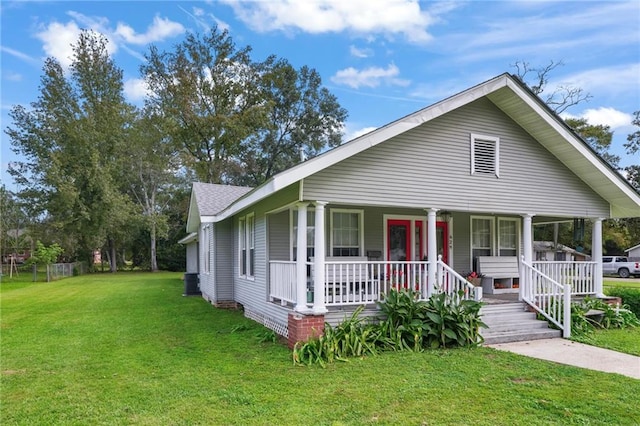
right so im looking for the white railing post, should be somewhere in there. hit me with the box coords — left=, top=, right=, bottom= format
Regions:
left=563, top=284, right=571, bottom=338
left=592, top=218, right=604, bottom=297
left=426, top=208, right=438, bottom=297
left=313, top=201, right=328, bottom=314
left=294, top=202, right=309, bottom=312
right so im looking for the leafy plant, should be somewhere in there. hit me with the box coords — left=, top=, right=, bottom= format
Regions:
left=605, top=288, right=640, bottom=317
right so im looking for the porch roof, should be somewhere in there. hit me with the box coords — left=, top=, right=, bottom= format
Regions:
left=211, top=73, right=640, bottom=221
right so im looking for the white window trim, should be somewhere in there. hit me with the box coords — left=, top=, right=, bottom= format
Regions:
left=238, top=214, right=255, bottom=280
left=470, top=133, right=500, bottom=177
left=330, top=208, right=364, bottom=257
left=470, top=215, right=494, bottom=261
left=203, top=224, right=211, bottom=275
left=289, top=207, right=316, bottom=261
left=247, top=213, right=255, bottom=279
left=497, top=217, right=521, bottom=257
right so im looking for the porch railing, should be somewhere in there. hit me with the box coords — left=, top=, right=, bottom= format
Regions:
left=521, top=256, right=571, bottom=338
left=269, top=261, right=297, bottom=305
left=269, top=259, right=485, bottom=308
left=532, top=261, right=596, bottom=295
left=436, top=256, right=482, bottom=301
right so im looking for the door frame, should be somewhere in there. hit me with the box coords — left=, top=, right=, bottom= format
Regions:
left=383, top=214, right=451, bottom=264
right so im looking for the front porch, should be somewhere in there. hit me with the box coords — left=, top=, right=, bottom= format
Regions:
left=266, top=202, right=605, bottom=340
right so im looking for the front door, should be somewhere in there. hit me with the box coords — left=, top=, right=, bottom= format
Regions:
left=386, top=219, right=448, bottom=263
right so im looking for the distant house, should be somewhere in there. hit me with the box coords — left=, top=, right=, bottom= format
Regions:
left=182, top=73, right=640, bottom=346
left=625, top=243, right=640, bottom=260
left=534, top=241, right=591, bottom=262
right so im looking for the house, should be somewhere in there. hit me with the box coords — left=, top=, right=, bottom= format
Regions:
left=183, top=73, right=640, bottom=346
left=624, top=243, right=640, bottom=260
left=534, top=241, right=591, bottom=262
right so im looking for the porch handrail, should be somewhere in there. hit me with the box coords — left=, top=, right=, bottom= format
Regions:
left=269, top=260, right=297, bottom=305
left=521, top=256, right=571, bottom=338
left=532, top=261, right=596, bottom=295
left=436, top=256, right=482, bottom=301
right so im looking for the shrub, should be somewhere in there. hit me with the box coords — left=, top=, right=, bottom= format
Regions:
left=293, top=289, right=486, bottom=365
left=605, top=288, right=640, bottom=317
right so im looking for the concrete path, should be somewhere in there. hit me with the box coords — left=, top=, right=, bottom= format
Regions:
left=487, top=338, right=640, bottom=380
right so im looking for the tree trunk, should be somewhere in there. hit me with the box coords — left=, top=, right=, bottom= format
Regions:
left=108, top=238, right=117, bottom=273
left=150, top=221, right=158, bottom=272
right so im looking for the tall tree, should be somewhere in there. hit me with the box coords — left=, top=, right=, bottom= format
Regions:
left=512, top=60, right=591, bottom=114
left=142, top=28, right=270, bottom=184
left=564, top=117, right=620, bottom=168
left=6, top=30, right=134, bottom=272
left=230, top=61, right=348, bottom=186
left=121, top=111, right=178, bottom=271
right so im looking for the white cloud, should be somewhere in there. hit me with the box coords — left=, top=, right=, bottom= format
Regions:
left=115, top=15, right=185, bottom=45
left=0, top=46, right=38, bottom=63
left=345, top=126, right=377, bottom=141
left=331, top=63, right=410, bottom=89
left=35, top=20, right=84, bottom=69
left=4, top=72, right=23, bottom=82
left=222, top=0, right=435, bottom=43
left=349, top=45, right=373, bottom=58
left=123, top=78, right=150, bottom=102
left=558, top=64, right=640, bottom=98
left=564, top=107, right=633, bottom=130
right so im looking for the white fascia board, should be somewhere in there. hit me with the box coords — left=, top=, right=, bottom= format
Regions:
left=505, top=79, right=640, bottom=216
left=185, top=191, right=201, bottom=233
left=212, top=75, right=512, bottom=222
left=625, top=243, right=640, bottom=253
left=178, top=232, right=198, bottom=245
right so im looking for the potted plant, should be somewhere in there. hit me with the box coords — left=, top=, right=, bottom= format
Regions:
left=464, top=271, right=484, bottom=287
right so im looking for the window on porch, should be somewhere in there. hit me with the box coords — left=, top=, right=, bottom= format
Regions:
left=292, top=210, right=315, bottom=261
left=331, top=210, right=363, bottom=256
left=498, top=218, right=518, bottom=256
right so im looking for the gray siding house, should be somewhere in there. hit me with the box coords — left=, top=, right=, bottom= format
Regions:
left=183, top=73, right=640, bottom=342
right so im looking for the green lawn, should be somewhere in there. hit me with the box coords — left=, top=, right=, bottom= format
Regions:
left=2, top=273, right=640, bottom=425
left=603, top=278, right=640, bottom=289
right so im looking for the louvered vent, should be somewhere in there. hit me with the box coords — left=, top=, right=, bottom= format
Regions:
left=471, top=134, right=499, bottom=177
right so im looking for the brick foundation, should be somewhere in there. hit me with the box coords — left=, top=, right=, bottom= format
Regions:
left=287, top=312, right=325, bottom=349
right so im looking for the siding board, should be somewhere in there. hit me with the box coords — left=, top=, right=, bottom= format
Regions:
left=303, top=98, right=609, bottom=217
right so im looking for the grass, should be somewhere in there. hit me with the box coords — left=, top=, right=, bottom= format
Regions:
left=603, top=278, right=640, bottom=290
left=2, top=273, right=640, bottom=425
left=579, top=327, right=640, bottom=356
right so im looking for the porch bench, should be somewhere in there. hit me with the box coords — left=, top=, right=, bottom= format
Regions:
left=477, top=256, right=520, bottom=295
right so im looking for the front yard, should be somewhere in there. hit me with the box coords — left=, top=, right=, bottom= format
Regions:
left=1, top=273, right=639, bottom=425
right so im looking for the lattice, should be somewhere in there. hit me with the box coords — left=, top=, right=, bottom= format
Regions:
left=244, top=308, right=289, bottom=338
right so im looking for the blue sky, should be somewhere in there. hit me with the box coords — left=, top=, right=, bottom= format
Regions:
left=1, top=1, right=639, bottom=191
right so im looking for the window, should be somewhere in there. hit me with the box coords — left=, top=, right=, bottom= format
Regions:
left=203, top=225, right=211, bottom=274
left=471, top=134, right=499, bottom=177
left=239, top=214, right=255, bottom=278
left=331, top=209, right=363, bottom=256
left=498, top=218, right=518, bottom=256
left=471, top=217, right=493, bottom=259
left=239, top=217, right=246, bottom=276
left=292, top=209, right=315, bottom=261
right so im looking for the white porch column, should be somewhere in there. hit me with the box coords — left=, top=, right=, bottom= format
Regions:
left=426, top=208, right=438, bottom=297
left=592, top=218, right=605, bottom=297
left=313, top=201, right=328, bottom=314
left=521, top=214, right=534, bottom=301
left=294, top=202, right=309, bottom=312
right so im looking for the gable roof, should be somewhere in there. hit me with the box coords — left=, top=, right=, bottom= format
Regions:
left=205, top=73, right=640, bottom=221
left=186, top=182, right=253, bottom=232
left=625, top=243, right=640, bottom=254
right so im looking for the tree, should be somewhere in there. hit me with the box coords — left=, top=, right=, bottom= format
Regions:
left=6, top=30, right=134, bottom=272
left=142, top=28, right=270, bottom=184
left=121, top=111, right=179, bottom=271
left=230, top=61, right=347, bottom=186
left=563, top=117, right=620, bottom=168
left=625, top=110, right=640, bottom=156
left=512, top=60, right=592, bottom=114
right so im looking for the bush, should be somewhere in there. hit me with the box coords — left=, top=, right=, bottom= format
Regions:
left=605, top=288, right=640, bottom=317
left=293, top=289, right=486, bottom=365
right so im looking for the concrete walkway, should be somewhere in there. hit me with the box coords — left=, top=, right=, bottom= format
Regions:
left=487, top=338, right=640, bottom=379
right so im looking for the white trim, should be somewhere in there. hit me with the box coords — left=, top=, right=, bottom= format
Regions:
left=470, top=215, right=494, bottom=262
left=330, top=208, right=364, bottom=257
left=497, top=217, right=521, bottom=257
left=290, top=207, right=316, bottom=261
left=237, top=213, right=256, bottom=280
left=470, top=133, right=500, bottom=177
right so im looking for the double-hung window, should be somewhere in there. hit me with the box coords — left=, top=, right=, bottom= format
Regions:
left=292, top=209, right=315, bottom=261
left=471, top=217, right=493, bottom=262
left=331, top=209, right=363, bottom=256
left=498, top=218, right=518, bottom=257
left=239, top=214, right=255, bottom=278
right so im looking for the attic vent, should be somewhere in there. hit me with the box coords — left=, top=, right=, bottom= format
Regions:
left=471, top=134, right=500, bottom=177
